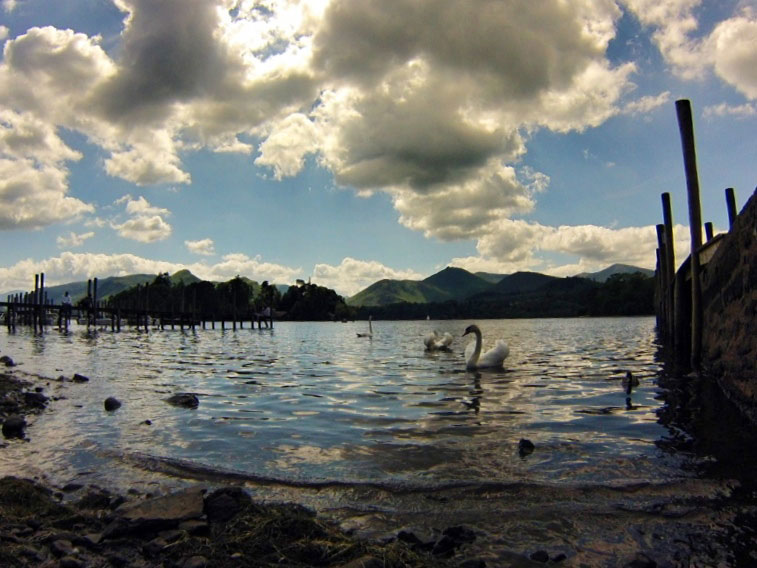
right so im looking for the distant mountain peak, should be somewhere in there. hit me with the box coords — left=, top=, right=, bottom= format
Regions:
left=576, top=264, right=653, bottom=282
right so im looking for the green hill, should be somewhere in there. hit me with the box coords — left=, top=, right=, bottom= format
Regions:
left=26, top=270, right=204, bottom=304
left=41, top=274, right=156, bottom=304
left=474, top=272, right=508, bottom=284
left=347, top=279, right=436, bottom=306
left=349, top=267, right=509, bottom=307
left=576, top=263, right=654, bottom=282
left=170, top=269, right=201, bottom=285
left=489, top=271, right=559, bottom=294
left=422, top=267, right=492, bottom=298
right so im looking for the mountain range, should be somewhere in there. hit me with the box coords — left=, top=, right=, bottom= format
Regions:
left=2, top=270, right=292, bottom=304
left=3, top=271, right=201, bottom=304
left=347, top=263, right=653, bottom=307
left=2, top=263, right=653, bottom=308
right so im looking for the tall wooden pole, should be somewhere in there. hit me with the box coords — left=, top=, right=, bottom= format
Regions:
left=661, top=192, right=676, bottom=341
left=655, top=224, right=668, bottom=336
left=725, top=187, right=737, bottom=228
left=34, top=274, right=39, bottom=333
left=675, top=99, right=704, bottom=371
left=39, top=272, right=45, bottom=331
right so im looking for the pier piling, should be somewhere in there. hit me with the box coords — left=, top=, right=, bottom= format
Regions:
left=675, top=99, right=704, bottom=371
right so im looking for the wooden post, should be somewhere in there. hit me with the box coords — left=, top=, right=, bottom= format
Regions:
left=87, top=279, right=92, bottom=328
left=33, top=274, right=39, bottom=333
left=93, top=277, right=98, bottom=326
left=655, top=224, right=668, bottom=336
left=39, top=273, right=45, bottom=331
left=675, top=99, right=704, bottom=371
left=704, top=222, right=714, bottom=241
left=725, top=187, right=737, bottom=229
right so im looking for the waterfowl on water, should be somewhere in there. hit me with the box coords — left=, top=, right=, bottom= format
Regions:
left=357, top=316, right=373, bottom=338
left=462, top=324, right=509, bottom=370
left=622, top=370, right=639, bottom=394
left=424, top=330, right=454, bottom=351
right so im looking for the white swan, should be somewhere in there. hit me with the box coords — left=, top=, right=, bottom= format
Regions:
left=463, top=324, right=509, bottom=370
left=424, top=330, right=454, bottom=351
left=357, top=316, right=373, bottom=338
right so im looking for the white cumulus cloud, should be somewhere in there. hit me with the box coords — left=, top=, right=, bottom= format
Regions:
left=56, top=231, right=95, bottom=249
left=111, top=195, right=172, bottom=243
left=185, top=238, right=216, bottom=256
left=311, top=257, right=424, bottom=297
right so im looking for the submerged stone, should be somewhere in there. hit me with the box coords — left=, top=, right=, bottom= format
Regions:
left=165, top=393, right=199, bottom=409
left=2, top=414, right=26, bottom=439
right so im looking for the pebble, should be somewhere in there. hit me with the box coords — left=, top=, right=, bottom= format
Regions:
left=530, top=549, right=549, bottom=563
left=2, top=415, right=26, bottom=439
left=50, top=538, right=76, bottom=557
left=518, top=438, right=535, bottom=456
left=182, top=555, right=208, bottom=568
left=104, top=397, right=122, bottom=411
left=60, top=556, right=85, bottom=568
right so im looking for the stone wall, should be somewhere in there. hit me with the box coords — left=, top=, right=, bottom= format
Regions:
left=700, top=189, right=757, bottom=422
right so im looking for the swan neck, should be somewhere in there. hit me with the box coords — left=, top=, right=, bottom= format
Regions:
left=468, top=328, right=482, bottom=368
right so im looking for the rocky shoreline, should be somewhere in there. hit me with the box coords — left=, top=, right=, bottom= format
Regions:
left=0, top=356, right=481, bottom=568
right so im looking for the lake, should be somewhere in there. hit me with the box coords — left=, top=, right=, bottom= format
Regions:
left=1, top=317, right=751, bottom=565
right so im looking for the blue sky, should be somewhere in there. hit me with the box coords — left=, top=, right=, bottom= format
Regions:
left=1, top=0, right=755, bottom=296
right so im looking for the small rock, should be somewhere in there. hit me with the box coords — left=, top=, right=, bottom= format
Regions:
left=72, top=373, right=90, bottom=383
left=518, top=438, right=535, bottom=457
left=624, top=553, right=657, bottom=568
left=178, top=519, right=209, bottom=535
left=106, top=486, right=206, bottom=537
left=529, top=550, right=549, bottom=563
left=165, top=393, right=199, bottom=409
left=109, top=494, right=126, bottom=509
left=0, top=355, right=16, bottom=366
left=144, top=536, right=169, bottom=556
left=204, top=487, right=251, bottom=523
left=82, top=533, right=102, bottom=546
left=182, top=555, right=208, bottom=568
left=50, top=539, right=75, bottom=558
left=143, top=419, right=152, bottom=425
left=104, top=552, right=130, bottom=567
left=338, top=556, right=383, bottom=568
left=18, top=546, right=45, bottom=562
left=458, top=561, right=487, bottom=568
left=76, top=487, right=113, bottom=510
left=104, top=397, right=121, bottom=411
left=26, top=518, right=41, bottom=530
left=396, top=530, right=425, bottom=548
left=60, top=556, right=84, bottom=568
left=2, top=415, right=26, bottom=439
left=24, top=391, right=49, bottom=408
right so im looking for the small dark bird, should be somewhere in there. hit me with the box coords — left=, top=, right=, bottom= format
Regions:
left=622, top=370, right=639, bottom=394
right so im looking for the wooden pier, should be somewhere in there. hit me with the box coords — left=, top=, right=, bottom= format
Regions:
left=655, top=99, right=753, bottom=373
left=2, top=276, right=274, bottom=333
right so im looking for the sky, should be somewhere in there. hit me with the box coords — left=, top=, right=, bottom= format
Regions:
left=1, top=0, right=755, bottom=297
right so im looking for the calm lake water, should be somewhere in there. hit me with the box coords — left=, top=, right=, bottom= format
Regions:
left=1, top=317, right=752, bottom=565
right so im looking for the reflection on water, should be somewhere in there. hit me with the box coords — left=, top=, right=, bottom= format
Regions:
left=1, top=318, right=666, bottom=483
left=2, top=317, right=754, bottom=565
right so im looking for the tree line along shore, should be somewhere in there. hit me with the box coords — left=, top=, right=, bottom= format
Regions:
left=97, top=270, right=655, bottom=323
